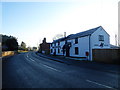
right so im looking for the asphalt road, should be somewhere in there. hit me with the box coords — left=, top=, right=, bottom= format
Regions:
left=2, top=52, right=120, bottom=89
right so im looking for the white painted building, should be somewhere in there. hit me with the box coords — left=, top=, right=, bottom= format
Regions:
left=50, top=26, right=110, bottom=61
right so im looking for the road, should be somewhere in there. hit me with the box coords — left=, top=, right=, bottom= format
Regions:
left=2, top=52, right=119, bottom=89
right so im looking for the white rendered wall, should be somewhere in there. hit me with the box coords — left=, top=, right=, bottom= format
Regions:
left=50, top=27, right=110, bottom=61
left=50, top=43, right=54, bottom=54
left=91, top=27, right=110, bottom=49
left=56, top=41, right=65, bottom=55
left=50, top=41, right=65, bottom=55
left=68, top=36, right=89, bottom=59
left=90, top=27, right=110, bottom=60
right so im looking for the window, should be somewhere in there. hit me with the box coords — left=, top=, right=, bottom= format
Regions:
left=99, top=35, right=104, bottom=41
left=58, top=42, right=60, bottom=46
left=54, top=49, right=56, bottom=53
left=54, top=43, right=56, bottom=46
left=51, top=49, right=52, bottom=53
left=58, top=48, right=60, bottom=53
left=75, top=47, right=79, bottom=55
left=51, top=44, right=52, bottom=47
left=75, top=38, right=78, bottom=44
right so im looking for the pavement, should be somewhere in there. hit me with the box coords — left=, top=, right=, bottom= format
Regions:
left=36, top=52, right=120, bottom=74
left=2, top=52, right=120, bottom=88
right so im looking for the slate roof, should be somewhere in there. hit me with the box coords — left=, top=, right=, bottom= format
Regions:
left=53, top=26, right=102, bottom=43
left=67, top=26, right=101, bottom=40
left=53, top=37, right=67, bottom=43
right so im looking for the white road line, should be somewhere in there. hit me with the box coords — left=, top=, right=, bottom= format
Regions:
left=29, top=58, right=35, bottom=62
left=24, top=56, right=30, bottom=61
left=25, top=54, right=34, bottom=62
left=25, top=53, right=61, bottom=72
left=86, top=80, right=116, bottom=89
left=25, top=56, right=31, bottom=61
left=43, top=64, right=61, bottom=72
left=27, top=54, right=28, bottom=57
left=25, top=53, right=35, bottom=62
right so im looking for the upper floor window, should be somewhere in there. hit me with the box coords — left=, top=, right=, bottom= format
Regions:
left=99, top=35, right=104, bottom=41
left=54, top=43, right=56, bottom=46
left=75, top=38, right=78, bottom=44
left=58, top=42, right=60, bottom=46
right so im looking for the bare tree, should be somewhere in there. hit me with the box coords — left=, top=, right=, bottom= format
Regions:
left=53, top=34, right=64, bottom=41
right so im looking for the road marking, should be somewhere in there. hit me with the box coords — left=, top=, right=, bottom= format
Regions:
left=27, top=54, right=28, bottom=57
left=86, top=80, right=116, bottom=89
left=43, top=64, right=61, bottom=72
left=25, top=53, right=61, bottom=72
left=25, top=53, right=35, bottom=62
left=25, top=54, right=35, bottom=62
left=29, top=58, right=35, bottom=62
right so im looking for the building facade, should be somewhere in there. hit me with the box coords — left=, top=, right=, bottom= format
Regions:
left=50, top=26, right=110, bottom=61
left=39, top=38, right=51, bottom=54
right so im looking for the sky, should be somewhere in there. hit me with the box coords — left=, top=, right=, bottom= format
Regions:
left=1, top=0, right=119, bottom=47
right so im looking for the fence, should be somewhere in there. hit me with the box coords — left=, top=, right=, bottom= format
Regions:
left=2, top=51, right=15, bottom=57
left=92, top=49, right=120, bottom=64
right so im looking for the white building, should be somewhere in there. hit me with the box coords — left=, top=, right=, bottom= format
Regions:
left=50, top=26, right=110, bottom=61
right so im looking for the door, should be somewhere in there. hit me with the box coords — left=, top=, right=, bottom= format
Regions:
left=66, top=47, right=70, bottom=57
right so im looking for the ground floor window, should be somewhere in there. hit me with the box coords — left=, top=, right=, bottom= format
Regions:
left=54, top=49, right=56, bottom=53
left=51, top=49, right=52, bottom=53
left=75, top=47, right=79, bottom=55
left=58, top=48, right=60, bottom=53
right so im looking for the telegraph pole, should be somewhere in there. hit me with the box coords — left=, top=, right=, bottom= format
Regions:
left=115, top=34, right=118, bottom=46
left=118, top=1, right=120, bottom=46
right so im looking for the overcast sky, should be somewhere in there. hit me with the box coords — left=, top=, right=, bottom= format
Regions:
left=1, top=0, right=119, bottom=47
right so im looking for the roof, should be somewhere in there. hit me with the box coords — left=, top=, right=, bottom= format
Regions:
left=110, top=44, right=120, bottom=49
left=53, top=37, right=67, bottom=43
left=52, top=26, right=102, bottom=43
left=67, top=26, right=101, bottom=40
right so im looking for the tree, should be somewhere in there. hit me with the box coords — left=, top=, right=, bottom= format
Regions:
left=53, top=34, right=64, bottom=41
left=2, top=35, right=18, bottom=51
left=6, top=38, right=18, bottom=51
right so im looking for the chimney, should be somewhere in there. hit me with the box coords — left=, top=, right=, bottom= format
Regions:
left=64, top=32, right=66, bottom=37
left=43, top=38, right=46, bottom=43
